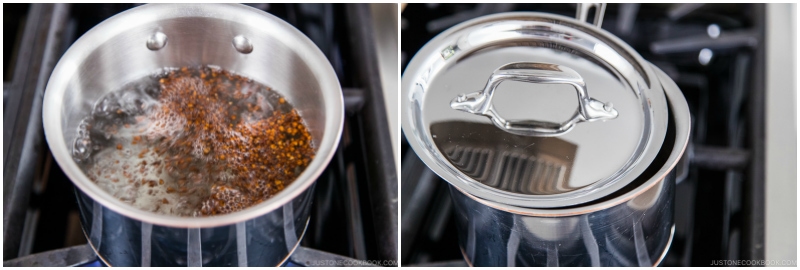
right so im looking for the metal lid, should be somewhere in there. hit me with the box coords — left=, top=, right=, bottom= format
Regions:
left=401, top=12, right=668, bottom=208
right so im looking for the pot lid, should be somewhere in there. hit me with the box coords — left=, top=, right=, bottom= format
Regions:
left=401, top=12, right=669, bottom=208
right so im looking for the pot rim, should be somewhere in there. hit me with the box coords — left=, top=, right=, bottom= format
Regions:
left=42, top=3, right=344, bottom=228
left=450, top=63, right=690, bottom=217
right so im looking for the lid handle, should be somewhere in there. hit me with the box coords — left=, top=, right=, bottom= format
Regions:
left=576, top=3, right=607, bottom=28
left=450, top=62, right=619, bottom=137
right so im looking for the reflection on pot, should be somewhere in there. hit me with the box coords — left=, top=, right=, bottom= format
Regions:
left=449, top=174, right=674, bottom=267
left=76, top=185, right=313, bottom=266
left=431, top=121, right=578, bottom=195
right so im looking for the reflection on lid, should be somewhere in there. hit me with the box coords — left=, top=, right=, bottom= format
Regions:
left=431, top=121, right=579, bottom=195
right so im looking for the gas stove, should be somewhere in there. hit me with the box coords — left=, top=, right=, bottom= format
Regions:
left=401, top=3, right=774, bottom=266
left=3, top=3, right=397, bottom=267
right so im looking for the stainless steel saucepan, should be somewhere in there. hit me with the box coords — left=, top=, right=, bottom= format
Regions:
left=401, top=9, right=690, bottom=266
left=42, top=4, right=343, bottom=266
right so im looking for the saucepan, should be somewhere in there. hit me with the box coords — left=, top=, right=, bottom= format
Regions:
left=401, top=8, right=690, bottom=266
left=43, top=3, right=343, bottom=266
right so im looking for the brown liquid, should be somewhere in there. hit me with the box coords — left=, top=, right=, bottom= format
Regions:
left=74, top=66, right=315, bottom=217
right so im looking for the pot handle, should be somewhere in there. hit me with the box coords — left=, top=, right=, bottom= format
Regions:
left=450, top=62, right=618, bottom=137
left=576, top=3, right=607, bottom=28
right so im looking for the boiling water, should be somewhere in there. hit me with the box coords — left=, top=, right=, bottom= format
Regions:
left=73, top=66, right=314, bottom=217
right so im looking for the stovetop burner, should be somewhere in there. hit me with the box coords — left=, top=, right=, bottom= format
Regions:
left=3, top=3, right=397, bottom=267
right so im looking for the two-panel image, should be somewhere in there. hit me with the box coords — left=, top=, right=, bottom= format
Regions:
left=3, top=3, right=796, bottom=268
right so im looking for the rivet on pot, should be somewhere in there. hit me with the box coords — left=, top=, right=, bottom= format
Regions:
left=146, top=32, right=167, bottom=51
left=233, top=35, right=253, bottom=54
left=440, top=45, right=457, bottom=60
